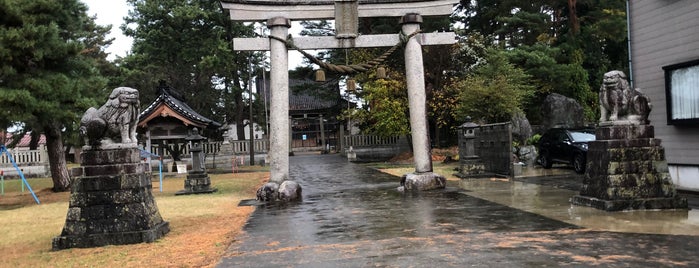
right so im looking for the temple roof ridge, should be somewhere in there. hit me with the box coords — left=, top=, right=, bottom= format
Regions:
left=138, top=82, right=222, bottom=129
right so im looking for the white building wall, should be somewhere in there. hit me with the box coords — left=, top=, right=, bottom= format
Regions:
left=225, top=121, right=266, bottom=140
left=630, top=1, right=699, bottom=190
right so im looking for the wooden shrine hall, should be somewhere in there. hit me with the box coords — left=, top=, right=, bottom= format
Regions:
left=138, top=81, right=222, bottom=160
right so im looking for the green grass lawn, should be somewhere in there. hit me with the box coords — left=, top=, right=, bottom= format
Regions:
left=0, top=167, right=267, bottom=268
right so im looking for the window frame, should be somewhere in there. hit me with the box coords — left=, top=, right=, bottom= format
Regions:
left=663, top=58, right=699, bottom=125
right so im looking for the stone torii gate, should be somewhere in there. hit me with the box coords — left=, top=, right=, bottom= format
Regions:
left=220, top=0, right=458, bottom=198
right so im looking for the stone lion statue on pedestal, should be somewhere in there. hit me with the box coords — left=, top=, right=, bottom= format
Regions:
left=599, top=70, right=651, bottom=125
left=80, top=87, right=140, bottom=148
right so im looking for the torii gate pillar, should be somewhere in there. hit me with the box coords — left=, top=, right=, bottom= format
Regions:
left=402, top=14, right=430, bottom=173
left=400, top=14, right=446, bottom=191
left=268, top=17, right=291, bottom=184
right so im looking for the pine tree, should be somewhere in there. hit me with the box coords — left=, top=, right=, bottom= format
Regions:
left=119, top=0, right=260, bottom=140
left=0, top=0, right=111, bottom=191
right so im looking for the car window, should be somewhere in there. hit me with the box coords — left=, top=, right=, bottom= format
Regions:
left=570, top=131, right=595, bottom=142
left=557, top=131, right=569, bottom=141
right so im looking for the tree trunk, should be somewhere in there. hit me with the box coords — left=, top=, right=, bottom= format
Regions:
left=44, top=125, right=71, bottom=192
left=233, top=79, right=247, bottom=141
left=29, top=131, right=41, bottom=150
left=434, top=123, right=441, bottom=148
left=568, top=0, right=579, bottom=35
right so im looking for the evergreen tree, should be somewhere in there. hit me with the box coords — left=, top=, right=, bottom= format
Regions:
left=119, top=0, right=260, bottom=140
left=0, top=0, right=111, bottom=191
left=455, top=0, right=628, bottom=124
left=453, top=49, right=535, bottom=123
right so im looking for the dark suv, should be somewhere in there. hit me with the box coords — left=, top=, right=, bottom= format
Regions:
left=537, top=128, right=595, bottom=174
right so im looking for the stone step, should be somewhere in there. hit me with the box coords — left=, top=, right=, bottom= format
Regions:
left=71, top=173, right=153, bottom=192
left=585, top=173, right=674, bottom=189
left=589, top=160, right=669, bottom=175
left=595, top=124, right=654, bottom=140
left=588, top=138, right=662, bottom=149
left=588, top=146, right=666, bottom=162
left=72, top=163, right=149, bottom=177
left=81, top=148, right=141, bottom=165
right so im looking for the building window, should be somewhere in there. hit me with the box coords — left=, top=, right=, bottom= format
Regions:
left=664, top=59, right=699, bottom=125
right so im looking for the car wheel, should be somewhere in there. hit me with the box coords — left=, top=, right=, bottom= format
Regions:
left=539, top=152, right=552, bottom=169
left=573, top=154, right=586, bottom=174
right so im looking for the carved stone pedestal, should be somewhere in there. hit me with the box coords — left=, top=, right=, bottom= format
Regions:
left=570, top=125, right=687, bottom=211
left=456, top=157, right=488, bottom=179
left=53, top=148, right=169, bottom=250
left=175, top=171, right=217, bottom=195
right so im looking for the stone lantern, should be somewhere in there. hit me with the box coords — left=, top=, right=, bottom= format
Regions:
left=176, top=128, right=217, bottom=195
left=186, top=128, right=206, bottom=173
left=459, top=117, right=478, bottom=159
left=457, top=117, right=486, bottom=178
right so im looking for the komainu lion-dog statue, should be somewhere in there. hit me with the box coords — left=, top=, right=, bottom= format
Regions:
left=80, top=87, right=140, bottom=147
left=599, top=70, right=651, bottom=125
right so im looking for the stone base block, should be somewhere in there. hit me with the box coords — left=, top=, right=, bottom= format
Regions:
left=256, top=182, right=279, bottom=202
left=571, top=195, right=688, bottom=211
left=279, top=180, right=302, bottom=201
left=54, top=148, right=169, bottom=251
left=456, top=159, right=490, bottom=179
left=175, top=172, right=217, bottom=195
left=175, top=188, right=218, bottom=195
left=575, top=124, right=686, bottom=211
left=401, top=172, right=446, bottom=191
left=255, top=181, right=302, bottom=202
left=53, top=221, right=170, bottom=250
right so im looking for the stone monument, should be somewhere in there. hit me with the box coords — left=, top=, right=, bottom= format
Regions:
left=176, top=128, right=217, bottom=195
left=53, top=87, right=169, bottom=250
left=570, top=71, right=687, bottom=211
left=455, top=117, right=486, bottom=178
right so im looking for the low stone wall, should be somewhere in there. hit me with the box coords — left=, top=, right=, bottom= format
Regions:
left=344, top=136, right=410, bottom=162
left=475, top=122, right=513, bottom=177
left=0, top=165, right=49, bottom=178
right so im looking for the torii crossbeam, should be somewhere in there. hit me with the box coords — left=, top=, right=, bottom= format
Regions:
left=220, top=0, right=458, bottom=198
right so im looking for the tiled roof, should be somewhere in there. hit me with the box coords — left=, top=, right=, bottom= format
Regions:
left=3, top=132, right=46, bottom=148
left=138, top=82, right=222, bottom=129
left=257, top=77, right=341, bottom=112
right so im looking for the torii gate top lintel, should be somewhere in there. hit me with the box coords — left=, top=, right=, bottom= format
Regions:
left=223, top=0, right=457, bottom=51
left=220, top=0, right=458, bottom=22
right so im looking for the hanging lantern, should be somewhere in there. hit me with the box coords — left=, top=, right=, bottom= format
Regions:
left=376, top=66, right=386, bottom=79
left=346, top=78, right=356, bottom=92
left=315, top=69, right=326, bottom=82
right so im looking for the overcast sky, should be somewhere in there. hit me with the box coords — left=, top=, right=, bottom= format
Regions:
left=82, top=0, right=307, bottom=67
left=83, top=0, right=133, bottom=61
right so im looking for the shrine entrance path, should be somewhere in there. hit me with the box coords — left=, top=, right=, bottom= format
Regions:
left=217, top=154, right=699, bottom=267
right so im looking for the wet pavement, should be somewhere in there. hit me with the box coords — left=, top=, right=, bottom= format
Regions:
left=218, top=154, right=699, bottom=267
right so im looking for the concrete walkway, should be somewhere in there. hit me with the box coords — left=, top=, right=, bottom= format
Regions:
left=218, top=154, right=699, bottom=267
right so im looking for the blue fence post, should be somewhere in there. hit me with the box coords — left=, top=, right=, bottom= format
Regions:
left=139, top=149, right=163, bottom=192
left=1, top=146, right=40, bottom=204
left=159, top=157, right=163, bottom=192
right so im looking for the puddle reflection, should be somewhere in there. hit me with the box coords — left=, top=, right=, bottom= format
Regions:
left=457, top=177, right=699, bottom=235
